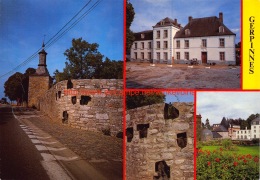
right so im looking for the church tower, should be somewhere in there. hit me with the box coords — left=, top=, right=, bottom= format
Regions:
left=28, top=43, right=51, bottom=108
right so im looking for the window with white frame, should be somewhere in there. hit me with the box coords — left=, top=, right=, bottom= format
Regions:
left=219, top=38, right=225, bottom=47
left=134, top=52, right=137, bottom=59
left=164, top=52, right=168, bottom=60
left=134, top=43, right=137, bottom=49
left=185, top=29, right=190, bottom=36
left=141, top=52, right=144, bottom=60
left=185, top=52, right=189, bottom=60
left=157, top=52, right=160, bottom=60
left=157, top=41, right=160, bottom=49
left=163, top=30, right=168, bottom=38
left=202, top=39, right=207, bottom=47
left=148, top=42, right=152, bottom=49
left=141, top=42, right=144, bottom=49
left=141, top=33, right=145, bottom=39
left=176, top=52, right=180, bottom=60
left=176, top=40, right=180, bottom=48
left=157, top=30, right=160, bottom=38
left=219, top=26, right=224, bottom=33
left=148, top=52, right=151, bottom=60
left=220, top=52, right=225, bottom=61
left=164, top=41, right=168, bottom=49
left=185, top=40, right=189, bottom=48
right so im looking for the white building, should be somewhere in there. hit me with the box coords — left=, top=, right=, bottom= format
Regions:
left=130, top=12, right=236, bottom=65
left=236, top=117, right=260, bottom=140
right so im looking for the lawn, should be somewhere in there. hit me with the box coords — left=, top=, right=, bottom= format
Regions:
left=202, top=145, right=259, bottom=156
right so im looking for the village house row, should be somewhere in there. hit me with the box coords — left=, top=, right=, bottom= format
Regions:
left=130, top=12, right=236, bottom=65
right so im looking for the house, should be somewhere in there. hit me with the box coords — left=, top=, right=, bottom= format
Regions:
left=130, top=12, right=236, bottom=65
left=212, top=124, right=229, bottom=139
left=236, top=116, right=260, bottom=140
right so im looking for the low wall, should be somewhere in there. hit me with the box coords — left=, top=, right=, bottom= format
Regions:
left=38, top=79, right=123, bottom=136
left=126, top=102, right=194, bottom=180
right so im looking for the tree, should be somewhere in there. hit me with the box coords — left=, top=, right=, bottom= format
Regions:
left=126, top=92, right=165, bottom=109
left=4, top=68, right=36, bottom=104
left=99, top=57, right=123, bottom=79
left=63, top=38, right=103, bottom=79
left=220, top=117, right=229, bottom=129
left=126, top=0, right=135, bottom=55
left=4, top=72, right=24, bottom=103
left=205, top=118, right=211, bottom=130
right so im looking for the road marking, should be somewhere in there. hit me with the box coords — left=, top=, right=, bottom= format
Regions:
left=35, top=145, right=67, bottom=151
left=41, top=153, right=78, bottom=162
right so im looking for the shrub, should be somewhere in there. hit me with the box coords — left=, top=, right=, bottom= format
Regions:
left=222, top=139, right=233, bottom=150
left=197, top=149, right=259, bottom=180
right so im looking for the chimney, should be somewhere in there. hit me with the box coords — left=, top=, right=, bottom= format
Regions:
left=174, top=18, right=177, bottom=24
left=219, top=12, right=223, bottom=23
left=188, top=16, right=192, bottom=22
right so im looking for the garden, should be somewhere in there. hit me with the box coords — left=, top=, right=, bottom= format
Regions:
left=197, top=139, right=259, bottom=179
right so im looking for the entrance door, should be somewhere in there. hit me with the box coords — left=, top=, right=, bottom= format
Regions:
left=201, top=52, right=207, bottom=64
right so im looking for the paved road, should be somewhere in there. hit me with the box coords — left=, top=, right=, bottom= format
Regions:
left=12, top=106, right=122, bottom=180
left=0, top=105, right=50, bottom=180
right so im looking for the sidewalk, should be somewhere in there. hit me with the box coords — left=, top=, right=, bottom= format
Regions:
left=13, top=107, right=122, bottom=180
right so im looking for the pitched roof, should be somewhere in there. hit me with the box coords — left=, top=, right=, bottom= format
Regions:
left=212, top=132, right=222, bottom=138
left=134, top=30, right=153, bottom=41
left=251, top=116, right=260, bottom=124
left=174, top=16, right=235, bottom=38
left=153, top=17, right=182, bottom=29
left=212, top=125, right=228, bottom=132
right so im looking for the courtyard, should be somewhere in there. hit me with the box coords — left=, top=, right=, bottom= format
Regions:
left=126, top=62, right=240, bottom=89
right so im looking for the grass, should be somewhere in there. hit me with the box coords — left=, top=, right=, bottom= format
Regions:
left=202, top=145, right=259, bottom=156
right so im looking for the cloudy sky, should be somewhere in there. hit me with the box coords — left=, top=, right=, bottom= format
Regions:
left=0, top=0, right=123, bottom=99
left=129, top=0, right=240, bottom=43
left=197, top=92, right=260, bottom=125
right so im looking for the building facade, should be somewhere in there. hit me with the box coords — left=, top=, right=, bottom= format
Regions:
left=236, top=117, right=260, bottom=140
left=130, top=12, right=236, bottom=65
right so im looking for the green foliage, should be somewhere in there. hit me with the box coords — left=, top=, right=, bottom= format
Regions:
left=4, top=68, right=36, bottom=103
left=126, top=0, right=135, bottom=54
left=54, top=38, right=123, bottom=83
left=222, top=139, right=233, bottom=150
left=197, top=148, right=259, bottom=180
left=126, top=92, right=165, bottom=109
left=205, top=118, right=212, bottom=130
left=63, top=37, right=103, bottom=79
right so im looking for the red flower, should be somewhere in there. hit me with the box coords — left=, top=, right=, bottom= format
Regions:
left=207, top=161, right=211, bottom=166
left=243, top=159, right=247, bottom=163
left=254, top=157, right=259, bottom=163
left=215, top=158, right=220, bottom=162
left=234, top=162, right=238, bottom=166
left=246, top=154, right=252, bottom=159
left=220, top=148, right=223, bottom=151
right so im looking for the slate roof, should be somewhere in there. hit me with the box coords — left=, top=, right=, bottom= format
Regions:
left=251, top=116, right=260, bottom=124
left=174, top=16, right=235, bottom=38
left=212, top=125, right=228, bottom=132
left=153, top=17, right=182, bottom=29
left=134, top=30, right=153, bottom=41
left=212, top=132, right=222, bottom=138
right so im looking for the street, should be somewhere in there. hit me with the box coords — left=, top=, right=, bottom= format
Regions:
left=0, top=105, right=50, bottom=179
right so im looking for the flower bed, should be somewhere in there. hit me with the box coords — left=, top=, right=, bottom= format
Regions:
left=197, top=148, right=259, bottom=179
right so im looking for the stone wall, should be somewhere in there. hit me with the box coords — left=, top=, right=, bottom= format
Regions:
left=126, top=102, right=194, bottom=180
left=38, top=79, right=123, bottom=136
left=28, top=75, right=50, bottom=108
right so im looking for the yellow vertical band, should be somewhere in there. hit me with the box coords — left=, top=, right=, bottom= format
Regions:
left=242, top=0, right=260, bottom=89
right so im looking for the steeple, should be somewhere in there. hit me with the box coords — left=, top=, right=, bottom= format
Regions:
left=35, top=42, right=49, bottom=75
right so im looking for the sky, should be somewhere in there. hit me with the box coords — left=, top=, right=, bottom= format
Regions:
left=197, top=92, right=260, bottom=125
left=129, top=0, right=241, bottom=43
left=165, top=91, right=194, bottom=103
left=0, top=0, right=123, bottom=99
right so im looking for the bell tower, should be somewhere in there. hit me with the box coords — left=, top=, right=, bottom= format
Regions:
left=28, top=43, right=51, bottom=108
left=35, top=43, right=49, bottom=75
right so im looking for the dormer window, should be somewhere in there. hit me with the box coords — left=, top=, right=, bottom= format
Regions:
left=185, top=29, right=190, bottom=36
left=141, top=33, right=145, bottom=39
left=160, top=21, right=165, bottom=25
left=219, top=26, right=224, bottom=33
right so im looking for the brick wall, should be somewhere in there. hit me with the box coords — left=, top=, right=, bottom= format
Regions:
left=126, top=102, right=194, bottom=180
